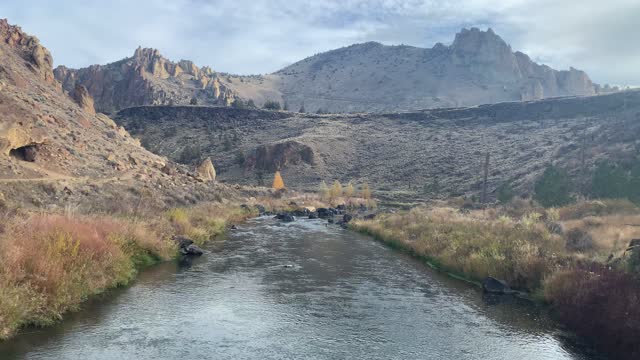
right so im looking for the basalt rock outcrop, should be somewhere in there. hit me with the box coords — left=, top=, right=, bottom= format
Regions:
left=245, top=140, right=315, bottom=173
left=54, top=47, right=238, bottom=114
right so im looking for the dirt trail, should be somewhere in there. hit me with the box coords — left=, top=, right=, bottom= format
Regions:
left=0, top=161, right=133, bottom=184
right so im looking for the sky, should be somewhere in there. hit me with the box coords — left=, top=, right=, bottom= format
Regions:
left=1, top=0, right=638, bottom=85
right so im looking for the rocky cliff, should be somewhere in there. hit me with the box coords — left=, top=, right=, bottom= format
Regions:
left=54, top=47, right=238, bottom=114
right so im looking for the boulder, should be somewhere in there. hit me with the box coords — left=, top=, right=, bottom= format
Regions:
left=181, top=244, right=204, bottom=256
left=317, top=208, right=332, bottom=219
left=196, top=157, right=216, bottom=182
left=364, top=213, right=377, bottom=220
left=254, top=204, right=267, bottom=215
left=308, top=212, right=318, bottom=219
left=343, top=214, right=353, bottom=223
left=482, top=277, right=513, bottom=294
left=275, top=213, right=295, bottom=222
left=172, top=235, right=194, bottom=249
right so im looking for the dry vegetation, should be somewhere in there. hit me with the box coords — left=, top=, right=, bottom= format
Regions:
left=0, top=201, right=258, bottom=340
left=351, top=198, right=640, bottom=359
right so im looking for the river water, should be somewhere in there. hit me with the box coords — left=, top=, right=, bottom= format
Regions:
left=0, top=217, right=603, bottom=359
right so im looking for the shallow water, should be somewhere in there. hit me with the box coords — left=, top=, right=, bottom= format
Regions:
left=0, top=217, right=603, bottom=359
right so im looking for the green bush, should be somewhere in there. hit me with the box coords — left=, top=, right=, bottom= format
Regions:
left=591, top=162, right=629, bottom=199
left=263, top=100, right=281, bottom=110
left=497, top=182, right=515, bottom=204
left=534, top=165, right=574, bottom=207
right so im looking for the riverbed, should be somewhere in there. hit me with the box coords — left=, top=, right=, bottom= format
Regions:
left=0, top=217, right=603, bottom=359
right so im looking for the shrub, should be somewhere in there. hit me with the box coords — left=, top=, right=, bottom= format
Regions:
left=272, top=171, right=285, bottom=190
left=361, top=183, right=371, bottom=199
left=558, top=199, right=638, bottom=220
left=564, top=228, right=594, bottom=252
left=178, top=145, right=202, bottom=164
left=318, top=180, right=329, bottom=199
left=344, top=181, right=354, bottom=198
left=497, top=182, right=515, bottom=204
left=329, top=181, right=343, bottom=199
left=544, top=268, right=640, bottom=359
left=534, top=165, right=574, bottom=207
left=231, top=99, right=246, bottom=109
left=263, top=100, right=281, bottom=110
left=591, top=162, right=629, bottom=199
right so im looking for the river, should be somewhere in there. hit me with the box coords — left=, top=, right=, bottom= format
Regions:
left=0, top=217, right=603, bottom=359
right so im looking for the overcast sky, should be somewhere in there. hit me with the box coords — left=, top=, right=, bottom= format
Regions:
left=1, top=0, right=638, bottom=85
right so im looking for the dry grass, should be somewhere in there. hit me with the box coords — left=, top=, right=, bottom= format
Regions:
left=352, top=199, right=640, bottom=359
left=0, top=200, right=259, bottom=340
left=0, top=213, right=174, bottom=339
left=352, top=207, right=564, bottom=290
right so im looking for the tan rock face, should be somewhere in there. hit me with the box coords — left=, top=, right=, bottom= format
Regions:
left=54, top=47, right=238, bottom=113
left=0, top=19, right=55, bottom=85
left=0, top=124, right=47, bottom=156
left=196, top=157, right=216, bottom=182
left=72, top=84, right=96, bottom=115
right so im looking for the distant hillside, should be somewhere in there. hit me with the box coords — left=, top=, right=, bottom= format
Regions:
left=115, top=90, right=640, bottom=201
left=56, top=28, right=612, bottom=114
left=0, top=19, right=247, bottom=209
left=273, top=28, right=602, bottom=113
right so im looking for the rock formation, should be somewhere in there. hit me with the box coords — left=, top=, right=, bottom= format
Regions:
left=72, top=84, right=95, bottom=115
left=245, top=140, right=315, bottom=172
left=0, top=19, right=56, bottom=85
left=54, top=47, right=238, bottom=114
left=196, top=157, right=216, bottom=182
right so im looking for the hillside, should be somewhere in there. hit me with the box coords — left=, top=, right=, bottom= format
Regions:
left=115, top=90, right=640, bottom=200
left=273, top=28, right=601, bottom=113
left=0, top=19, right=248, bottom=210
left=55, top=28, right=608, bottom=114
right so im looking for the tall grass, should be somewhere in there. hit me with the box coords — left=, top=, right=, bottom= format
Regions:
left=352, top=201, right=640, bottom=359
left=0, top=202, right=256, bottom=340
left=352, top=207, right=564, bottom=290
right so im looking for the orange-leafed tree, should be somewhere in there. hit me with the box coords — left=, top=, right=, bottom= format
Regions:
left=272, top=171, right=285, bottom=190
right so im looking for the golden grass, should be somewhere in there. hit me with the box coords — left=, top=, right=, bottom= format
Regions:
left=351, top=199, right=640, bottom=359
left=352, top=207, right=564, bottom=290
left=0, top=201, right=257, bottom=340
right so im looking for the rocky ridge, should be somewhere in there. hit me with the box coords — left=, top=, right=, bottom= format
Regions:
left=56, top=27, right=612, bottom=114
left=54, top=47, right=238, bottom=114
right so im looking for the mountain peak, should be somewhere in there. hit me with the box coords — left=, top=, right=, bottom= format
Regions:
left=451, top=27, right=511, bottom=53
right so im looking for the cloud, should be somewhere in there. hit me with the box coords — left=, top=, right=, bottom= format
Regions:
left=0, top=0, right=638, bottom=84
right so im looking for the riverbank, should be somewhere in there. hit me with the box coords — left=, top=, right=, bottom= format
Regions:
left=0, top=191, right=332, bottom=340
left=351, top=199, right=640, bottom=359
